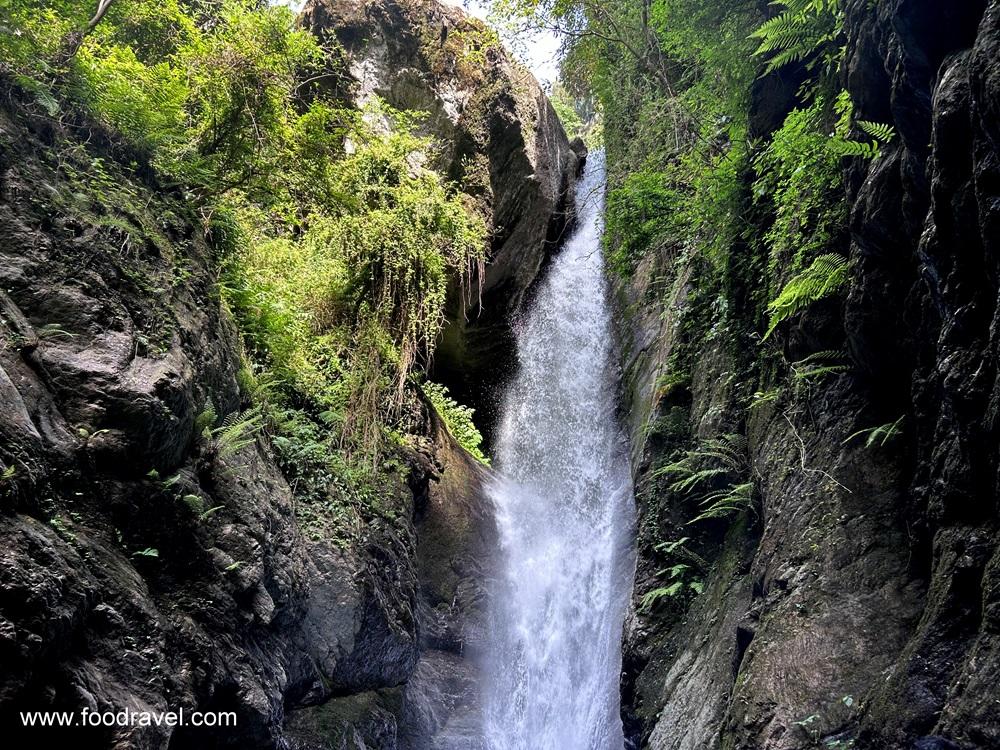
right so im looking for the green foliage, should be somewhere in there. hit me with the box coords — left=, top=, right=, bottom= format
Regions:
left=790, top=349, right=848, bottom=385
left=755, top=92, right=894, bottom=341
left=194, top=401, right=218, bottom=437
left=223, top=104, right=486, bottom=453
left=828, top=91, right=896, bottom=159
left=422, top=381, right=490, bottom=465
left=765, top=253, right=849, bottom=337
left=72, top=10, right=189, bottom=151
left=269, top=408, right=338, bottom=507
left=690, top=481, right=755, bottom=524
left=641, top=536, right=707, bottom=611
left=751, top=0, right=844, bottom=77
left=330, top=115, right=486, bottom=404
left=750, top=387, right=782, bottom=410
left=209, top=408, right=264, bottom=460
left=6, top=0, right=324, bottom=200
left=549, top=80, right=602, bottom=146
left=601, top=1, right=757, bottom=272
left=640, top=566, right=702, bottom=611
left=172, top=0, right=322, bottom=194
left=605, top=169, right=678, bottom=274
left=857, top=120, right=895, bottom=144
left=181, top=494, right=204, bottom=514
left=655, top=434, right=756, bottom=526
left=268, top=407, right=406, bottom=540
left=640, top=577, right=703, bottom=611
left=550, top=81, right=583, bottom=135
left=844, top=416, right=904, bottom=448
left=0, top=0, right=81, bottom=76
left=753, top=99, right=848, bottom=274
left=490, top=0, right=759, bottom=277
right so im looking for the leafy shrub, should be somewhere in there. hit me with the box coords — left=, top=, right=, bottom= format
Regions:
left=175, top=0, right=322, bottom=194
left=222, top=106, right=485, bottom=454
left=422, top=381, right=489, bottom=465
left=605, top=169, right=680, bottom=275
left=74, top=43, right=187, bottom=151
left=330, top=116, right=487, bottom=406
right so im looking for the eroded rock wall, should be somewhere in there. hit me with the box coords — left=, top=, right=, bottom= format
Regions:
left=0, top=93, right=432, bottom=749
left=618, top=2, right=1000, bottom=749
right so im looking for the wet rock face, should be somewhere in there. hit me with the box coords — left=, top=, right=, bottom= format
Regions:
left=0, top=91, right=440, bottom=748
left=301, top=0, right=579, bottom=444
left=617, top=1, right=1000, bottom=748
left=846, top=2, right=1000, bottom=746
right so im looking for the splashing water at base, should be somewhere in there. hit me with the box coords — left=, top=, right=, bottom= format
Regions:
left=482, top=151, right=635, bottom=750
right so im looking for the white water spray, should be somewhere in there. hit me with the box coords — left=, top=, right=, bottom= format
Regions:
left=482, top=151, right=635, bottom=750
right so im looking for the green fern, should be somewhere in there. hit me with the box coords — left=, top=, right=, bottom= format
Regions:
left=765, top=253, right=849, bottom=338
left=421, top=381, right=489, bottom=465
left=194, top=401, right=218, bottom=438
left=655, top=536, right=691, bottom=555
left=751, top=0, right=845, bottom=76
left=790, top=350, right=849, bottom=382
left=690, top=481, right=756, bottom=524
left=210, top=408, right=264, bottom=459
left=199, top=505, right=225, bottom=521
left=181, top=494, right=205, bottom=514
left=654, top=536, right=710, bottom=570
left=832, top=138, right=879, bottom=159
left=858, top=120, right=896, bottom=143
left=843, top=415, right=904, bottom=447
left=750, top=388, right=782, bottom=410
left=655, top=435, right=756, bottom=526
left=831, top=120, right=896, bottom=159
left=640, top=579, right=704, bottom=611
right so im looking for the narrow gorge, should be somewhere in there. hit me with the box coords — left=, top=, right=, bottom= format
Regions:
left=1, top=0, right=999, bottom=749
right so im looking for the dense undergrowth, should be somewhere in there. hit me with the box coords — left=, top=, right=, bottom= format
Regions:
left=0, top=0, right=489, bottom=539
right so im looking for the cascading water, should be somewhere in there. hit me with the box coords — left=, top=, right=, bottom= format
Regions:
left=482, top=151, right=635, bottom=750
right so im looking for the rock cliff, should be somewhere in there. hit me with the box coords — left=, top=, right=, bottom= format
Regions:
left=618, top=2, right=1000, bottom=748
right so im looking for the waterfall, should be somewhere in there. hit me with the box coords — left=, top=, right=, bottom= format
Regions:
left=482, top=151, right=635, bottom=750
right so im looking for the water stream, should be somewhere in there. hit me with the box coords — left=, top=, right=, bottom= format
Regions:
left=482, top=151, right=635, bottom=750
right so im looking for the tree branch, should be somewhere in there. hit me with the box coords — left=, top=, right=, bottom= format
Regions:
left=61, top=0, right=117, bottom=62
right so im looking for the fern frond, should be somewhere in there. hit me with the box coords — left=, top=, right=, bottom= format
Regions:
left=831, top=138, right=878, bottom=159
left=765, top=253, right=849, bottom=338
left=211, top=408, right=264, bottom=459
left=657, top=435, right=756, bottom=527
left=640, top=583, right=685, bottom=611
left=790, top=350, right=849, bottom=382
left=689, top=482, right=755, bottom=525
left=668, top=467, right=731, bottom=494
left=843, top=415, right=905, bottom=447
left=752, top=0, right=844, bottom=75
left=858, top=120, right=895, bottom=143
left=194, top=401, right=218, bottom=438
